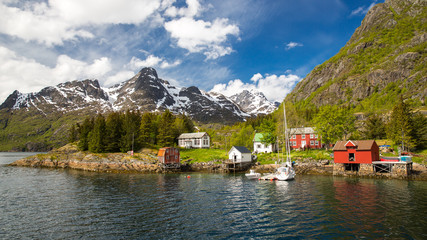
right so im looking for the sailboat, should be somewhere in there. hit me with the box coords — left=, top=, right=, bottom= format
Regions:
left=274, top=104, right=295, bottom=181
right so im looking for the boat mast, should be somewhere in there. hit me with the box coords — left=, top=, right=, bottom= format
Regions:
left=283, top=103, right=291, bottom=164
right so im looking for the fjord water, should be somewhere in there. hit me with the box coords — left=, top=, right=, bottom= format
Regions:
left=1, top=153, right=426, bottom=239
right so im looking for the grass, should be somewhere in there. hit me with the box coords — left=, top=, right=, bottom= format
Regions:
left=180, top=148, right=228, bottom=164
left=251, top=149, right=333, bottom=165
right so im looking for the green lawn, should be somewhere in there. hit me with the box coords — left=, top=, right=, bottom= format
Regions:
left=180, top=148, right=333, bottom=165
left=180, top=148, right=228, bottom=164
left=256, top=149, right=333, bottom=165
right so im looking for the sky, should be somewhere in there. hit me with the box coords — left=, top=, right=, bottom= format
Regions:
left=0, top=0, right=383, bottom=104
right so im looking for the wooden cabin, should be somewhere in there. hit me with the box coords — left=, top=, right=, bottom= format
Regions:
left=157, top=147, right=180, bottom=168
left=333, top=140, right=379, bottom=166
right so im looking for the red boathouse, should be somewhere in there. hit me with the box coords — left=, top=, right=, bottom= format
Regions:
left=333, top=140, right=379, bottom=166
left=157, top=147, right=180, bottom=168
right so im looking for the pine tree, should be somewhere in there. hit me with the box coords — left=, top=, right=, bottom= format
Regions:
left=77, top=117, right=94, bottom=151
left=88, top=114, right=106, bottom=153
left=105, top=112, right=123, bottom=152
left=386, top=97, right=415, bottom=150
left=68, top=124, right=78, bottom=143
left=361, top=114, right=386, bottom=140
left=411, top=112, right=427, bottom=150
left=120, top=110, right=141, bottom=152
left=140, top=112, right=158, bottom=147
left=157, top=110, right=176, bottom=147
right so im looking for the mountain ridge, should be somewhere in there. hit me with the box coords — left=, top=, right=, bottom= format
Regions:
left=286, top=0, right=426, bottom=112
left=0, top=67, right=278, bottom=123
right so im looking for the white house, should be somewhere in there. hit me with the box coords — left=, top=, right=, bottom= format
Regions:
left=178, top=132, right=210, bottom=149
left=253, top=133, right=276, bottom=153
left=228, top=146, right=252, bottom=163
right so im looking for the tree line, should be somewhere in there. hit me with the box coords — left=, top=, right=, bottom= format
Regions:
left=312, top=96, right=426, bottom=151
left=69, top=110, right=194, bottom=153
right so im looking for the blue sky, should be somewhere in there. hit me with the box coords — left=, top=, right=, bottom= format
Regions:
left=0, top=0, right=382, bottom=103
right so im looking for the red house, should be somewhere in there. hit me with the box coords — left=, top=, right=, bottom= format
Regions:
left=333, top=140, right=379, bottom=164
left=289, top=127, right=322, bottom=149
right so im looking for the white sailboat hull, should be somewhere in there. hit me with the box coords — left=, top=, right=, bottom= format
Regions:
left=275, top=166, right=295, bottom=181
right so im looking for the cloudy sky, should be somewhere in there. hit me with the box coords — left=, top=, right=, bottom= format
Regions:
left=0, top=0, right=382, bottom=103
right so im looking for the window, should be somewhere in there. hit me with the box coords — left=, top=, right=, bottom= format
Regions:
left=292, top=135, right=296, bottom=139
left=195, top=139, right=200, bottom=145
left=310, top=141, right=314, bottom=146
left=257, top=144, right=261, bottom=149
left=315, top=141, right=319, bottom=146
left=349, top=153, right=355, bottom=161
left=310, top=134, right=314, bottom=139
left=302, top=135, right=305, bottom=139
left=203, top=139, right=209, bottom=145
left=293, top=141, right=297, bottom=146
left=315, top=134, right=318, bottom=139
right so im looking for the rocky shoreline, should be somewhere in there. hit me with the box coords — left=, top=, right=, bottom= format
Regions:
left=8, top=146, right=427, bottom=180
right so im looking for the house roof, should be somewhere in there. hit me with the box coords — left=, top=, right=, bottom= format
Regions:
left=333, top=140, right=377, bottom=151
left=253, top=133, right=264, bottom=142
left=288, top=127, right=316, bottom=135
left=178, top=132, right=208, bottom=139
left=230, top=146, right=251, bottom=154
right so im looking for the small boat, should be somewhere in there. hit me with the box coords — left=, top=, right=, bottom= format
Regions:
left=245, top=169, right=261, bottom=179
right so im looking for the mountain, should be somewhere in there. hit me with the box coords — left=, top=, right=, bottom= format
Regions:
left=0, top=67, right=280, bottom=123
left=229, top=89, right=279, bottom=115
left=287, top=0, right=426, bottom=112
left=0, top=67, right=278, bottom=151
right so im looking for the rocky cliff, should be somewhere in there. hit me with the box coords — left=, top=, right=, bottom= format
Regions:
left=287, top=0, right=426, bottom=111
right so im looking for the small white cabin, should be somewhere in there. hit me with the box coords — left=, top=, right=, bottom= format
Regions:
left=228, top=146, right=252, bottom=163
left=178, top=132, right=210, bottom=149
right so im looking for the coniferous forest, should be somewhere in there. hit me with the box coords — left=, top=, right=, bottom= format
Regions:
left=69, top=109, right=195, bottom=153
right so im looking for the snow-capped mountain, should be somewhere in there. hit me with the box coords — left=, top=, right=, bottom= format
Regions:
left=229, top=89, right=279, bottom=115
left=0, top=68, right=278, bottom=123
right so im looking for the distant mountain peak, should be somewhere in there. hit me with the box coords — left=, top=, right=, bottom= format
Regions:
left=229, top=89, right=277, bottom=115
left=0, top=67, right=279, bottom=124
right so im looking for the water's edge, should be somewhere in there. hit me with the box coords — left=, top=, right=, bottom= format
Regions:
left=8, top=151, right=427, bottom=181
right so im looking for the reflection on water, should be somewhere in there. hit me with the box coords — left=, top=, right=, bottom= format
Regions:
left=1, top=153, right=426, bottom=239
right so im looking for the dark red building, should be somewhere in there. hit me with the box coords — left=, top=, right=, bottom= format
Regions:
left=333, top=140, right=379, bottom=164
left=289, top=127, right=322, bottom=149
left=158, top=147, right=180, bottom=168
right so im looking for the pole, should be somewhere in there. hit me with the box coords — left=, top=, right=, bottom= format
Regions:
left=132, top=132, right=134, bottom=156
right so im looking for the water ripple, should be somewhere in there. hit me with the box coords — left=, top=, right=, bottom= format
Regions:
left=1, top=156, right=426, bottom=239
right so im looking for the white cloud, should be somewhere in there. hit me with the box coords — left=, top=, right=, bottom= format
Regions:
left=350, top=1, right=377, bottom=16
left=0, top=46, right=113, bottom=102
left=0, top=0, right=161, bottom=46
left=164, top=17, right=239, bottom=59
left=104, top=70, right=135, bottom=86
left=127, top=55, right=181, bottom=70
left=210, top=72, right=301, bottom=103
left=285, top=41, right=303, bottom=50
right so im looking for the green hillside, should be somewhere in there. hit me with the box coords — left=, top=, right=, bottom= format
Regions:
left=287, top=0, right=426, bottom=114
